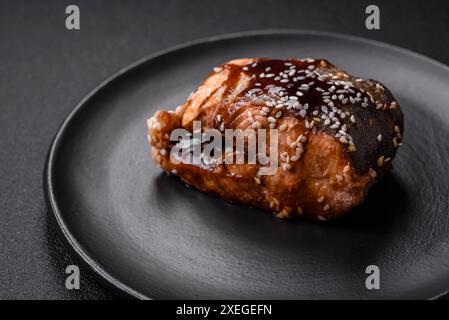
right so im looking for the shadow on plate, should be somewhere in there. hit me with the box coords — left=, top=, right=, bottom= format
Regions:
left=154, top=170, right=409, bottom=234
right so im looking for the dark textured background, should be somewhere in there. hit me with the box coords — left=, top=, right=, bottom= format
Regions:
left=0, top=0, right=448, bottom=300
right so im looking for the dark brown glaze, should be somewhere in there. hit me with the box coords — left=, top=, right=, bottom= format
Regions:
left=214, top=58, right=403, bottom=175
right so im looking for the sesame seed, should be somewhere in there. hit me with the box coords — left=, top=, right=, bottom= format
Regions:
left=251, top=121, right=261, bottom=129
left=323, top=204, right=330, bottom=211
left=305, top=119, right=315, bottom=129
left=213, top=67, right=222, bottom=73
left=279, top=124, right=287, bottom=131
left=290, top=155, right=299, bottom=161
left=330, top=124, right=340, bottom=129
left=152, top=122, right=162, bottom=130
left=393, top=137, right=398, bottom=147
left=297, top=207, right=303, bottom=215
left=254, top=177, right=261, bottom=184
left=377, top=156, right=384, bottom=167
left=317, top=196, right=324, bottom=203
left=377, top=134, right=382, bottom=142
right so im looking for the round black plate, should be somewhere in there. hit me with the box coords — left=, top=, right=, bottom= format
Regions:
left=45, top=30, right=449, bottom=299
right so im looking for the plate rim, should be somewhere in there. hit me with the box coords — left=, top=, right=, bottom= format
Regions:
left=43, top=29, right=449, bottom=300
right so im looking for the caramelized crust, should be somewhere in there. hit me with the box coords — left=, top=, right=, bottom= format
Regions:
left=147, top=58, right=404, bottom=221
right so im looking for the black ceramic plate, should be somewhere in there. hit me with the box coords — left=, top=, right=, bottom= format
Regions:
left=45, top=30, right=449, bottom=299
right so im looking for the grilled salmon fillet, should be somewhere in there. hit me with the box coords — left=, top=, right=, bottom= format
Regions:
left=147, top=58, right=403, bottom=221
